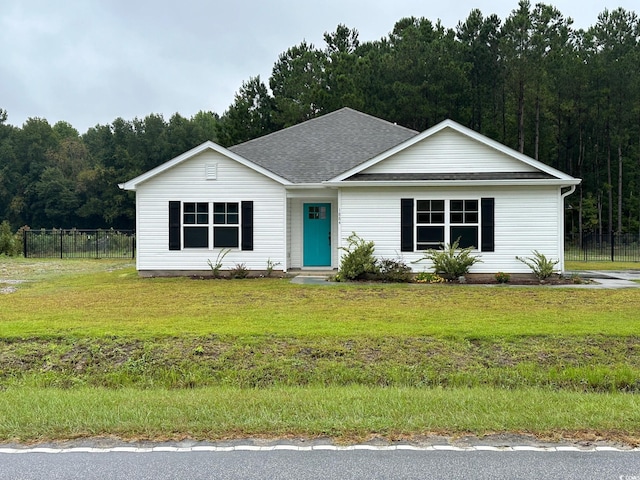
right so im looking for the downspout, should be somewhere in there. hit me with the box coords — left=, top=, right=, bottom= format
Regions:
left=283, top=189, right=289, bottom=273
left=560, top=185, right=577, bottom=273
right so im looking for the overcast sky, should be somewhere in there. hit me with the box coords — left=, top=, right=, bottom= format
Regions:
left=1, top=0, right=637, bottom=133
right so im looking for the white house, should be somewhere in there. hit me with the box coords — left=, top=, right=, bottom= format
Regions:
left=119, top=108, right=580, bottom=276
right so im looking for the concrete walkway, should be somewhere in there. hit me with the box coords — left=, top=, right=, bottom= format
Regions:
left=290, top=275, right=336, bottom=285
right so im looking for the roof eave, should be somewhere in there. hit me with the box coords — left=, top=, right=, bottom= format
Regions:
left=285, top=183, right=334, bottom=189
left=324, top=179, right=582, bottom=188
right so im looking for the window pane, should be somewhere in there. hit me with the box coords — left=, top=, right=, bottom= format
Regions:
left=184, top=227, right=208, bottom=248
left=450, top=200, right=464, bottom=212
left=214, top=203, right=225, bottom=213
left=432, top=200, right=445, bottom=211
left=450, top=213, right=463, bottom=223
left=196, top=213, right=208, bottom=224
left=213, top=214, right=225, bottom=224
left=432, top=213, right=445, bottom=223
left=416, top=200, right=429, bottom=211
left=465, top=213, right=478, bottom=223
left=227, top=213, right=239, bottom=225
left=184, top=203, right=196, bottom=213
left=227, top=203, right=239, bottom=214
left=214, top=227, right=239, bottom=248
left=197, top=203, right=208, bottom=213
left=465, top=200, right=478, bottom=211
left=417, top=213, right=431, bottom=224
left=184, top=213, right=196, bottom=224
left=451, top=226, right=478, bottom=249
left=417, top=226, right=444, bottom=243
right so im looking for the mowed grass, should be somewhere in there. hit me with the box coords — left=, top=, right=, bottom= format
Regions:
left=2, top=386, right=640, bottom=443
left=566, top=260, right=640, bottom=271
left=1, top=260, right=639, bottom=339
left=2, top=258, right=640, bottom=443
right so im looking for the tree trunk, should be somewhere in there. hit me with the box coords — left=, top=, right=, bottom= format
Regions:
left=617, top=143, right=623, bottom=234
left=577, top=130, right=584, bottom=245
left=534, top=94, right=540, bottom=161
left=518, top=76, right=525, bottom=153
left=607, top=143, right=613, bottom=237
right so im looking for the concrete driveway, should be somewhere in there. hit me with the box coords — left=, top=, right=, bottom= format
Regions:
left=564, top=270, right=640, bottom=289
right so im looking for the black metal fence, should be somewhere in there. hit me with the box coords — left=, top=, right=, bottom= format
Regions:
left=23, top=229, right=135, bottom=259
left=565, top=232, right=640, bottom=262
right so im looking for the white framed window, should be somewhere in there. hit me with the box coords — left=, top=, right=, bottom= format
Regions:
left=416, top=199, right=479, bottom=250
left=183, top=202, right=209, bottom=248
left=213, top=202, right=239, bottom=248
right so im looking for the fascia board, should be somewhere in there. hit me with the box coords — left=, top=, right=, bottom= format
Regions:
left=323, top=178, right=582, bottom=188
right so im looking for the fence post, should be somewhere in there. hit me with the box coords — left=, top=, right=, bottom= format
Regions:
left=23, top=230, right=27, bottom=258
left=611, top=230, right=615, bottom=262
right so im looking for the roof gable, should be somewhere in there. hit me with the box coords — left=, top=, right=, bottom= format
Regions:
left=330, top=119, right=579, bottom=184
left=119, top=141, right=291, bottom=190
left=228, top=108, right=418, bottom=183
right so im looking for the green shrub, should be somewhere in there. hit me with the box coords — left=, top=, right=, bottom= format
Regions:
left=516, top=251, right=559, bottom=281
left=336, top=232, right=379, bottom=281
left=415, top=238, right=482, bottom=280
left=207, top=249, right=230, bottom=278
left=495, top=272, right=510, bottom=284
left=265, top=258, right=281, bottom=277
left=230, top=263, right=249, bottom=279
left=0, top=221, right=21, bottom=256
left=378, top=258, right=412, bottom=283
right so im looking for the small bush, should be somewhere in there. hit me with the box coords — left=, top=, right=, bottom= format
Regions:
left=0, top=221, right=21, bottom=256
left=207, top=248, right=230, bottom=278
left=495, top=272, right=510, bottom=284
left=230, top=263, right=249, bottom=279
left=336, top=232, right=379, bottom=281
left=378, top=258, right=412, bottom=283
left=516, top=250, right=559, bottom=281
left=415, top=238, right=482, bottom=280
left=265, top=258, right=281, bottom=277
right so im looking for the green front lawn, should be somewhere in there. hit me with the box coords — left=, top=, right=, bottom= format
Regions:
left=1, top=258, right=640, bottom=443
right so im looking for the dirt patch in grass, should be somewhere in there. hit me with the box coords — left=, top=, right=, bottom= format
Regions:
left=460, top=273, right=584, bottom=285
left=0, top=258, right=133, bottom=282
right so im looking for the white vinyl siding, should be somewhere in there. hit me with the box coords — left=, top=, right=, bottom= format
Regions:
left=338, top=185, right=562, bottom=273
left=135, top=150, right=285, bottom=272
left=364, top=129, right=539, bottom=175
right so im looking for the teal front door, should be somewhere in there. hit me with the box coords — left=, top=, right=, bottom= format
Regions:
left=303, top=203, right=331, bottom=266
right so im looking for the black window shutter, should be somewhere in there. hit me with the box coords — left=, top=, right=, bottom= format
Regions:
left=481, top=198, right=495, bottom=252
left=168, top=201, right=181, bottom=250
left=400, top=198, right=414, bottom=252
left=241, top=201, right=253, bottom=251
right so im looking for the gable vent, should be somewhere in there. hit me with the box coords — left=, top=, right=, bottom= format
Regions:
left=205, top=163, right=217, bottom=180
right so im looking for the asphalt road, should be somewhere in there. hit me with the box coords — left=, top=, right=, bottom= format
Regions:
left=2, top=449, right=640, bottom=480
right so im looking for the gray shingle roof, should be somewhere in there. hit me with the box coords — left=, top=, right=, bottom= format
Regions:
left=228, top=108, right=418, bottom=183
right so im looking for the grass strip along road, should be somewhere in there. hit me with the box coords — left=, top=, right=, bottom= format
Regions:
left=1, top=258, right=639, bottom=443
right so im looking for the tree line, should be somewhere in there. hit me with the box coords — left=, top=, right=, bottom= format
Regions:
left=1, top=1, right=638, bottom=238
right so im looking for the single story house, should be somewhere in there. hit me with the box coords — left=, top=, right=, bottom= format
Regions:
left=120, top=107, right=580, bottom=276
